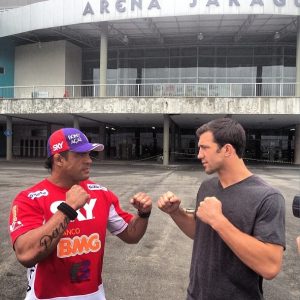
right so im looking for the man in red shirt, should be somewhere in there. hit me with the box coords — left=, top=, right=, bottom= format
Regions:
left=9, top=127, right=152, bottom=300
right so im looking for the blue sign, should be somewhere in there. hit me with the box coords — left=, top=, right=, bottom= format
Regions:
left=4, top=129, right=13, bottom=137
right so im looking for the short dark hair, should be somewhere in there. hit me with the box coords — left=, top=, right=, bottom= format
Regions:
left=44, top=151, right=69, bottom=171
left=196, top=118, right=246, bottom=158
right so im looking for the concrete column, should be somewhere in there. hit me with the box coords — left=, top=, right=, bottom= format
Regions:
left=170, top=122, right=176, bottom=162
left=294, top=124, right=300, bottom=164
left=296, top=17, right=300, bottom=96
left=135, top=129, right=140, bottom=158
left=6, top=116, right=12, bottom=161
left=98, top=124, right=106, bottom=160
left=73, top=116, right=80, bottom=129
left=100, top=23, right=108, bottom=97
left=163, top=114, right=170, bottom=166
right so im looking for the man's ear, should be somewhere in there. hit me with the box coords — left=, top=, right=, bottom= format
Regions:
left=224, top=144, right=234, bottom=157
left=52, top=153, right=64, bottom=167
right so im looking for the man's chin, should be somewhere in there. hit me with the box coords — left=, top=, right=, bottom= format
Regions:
left=204, top=168, right=215, bottom=175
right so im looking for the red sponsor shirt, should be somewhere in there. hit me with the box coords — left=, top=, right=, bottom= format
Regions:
left=9, top=179, right=133, bottom=299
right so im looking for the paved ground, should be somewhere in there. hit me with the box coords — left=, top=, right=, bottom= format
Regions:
left=0, top=159, right=299, bottom=300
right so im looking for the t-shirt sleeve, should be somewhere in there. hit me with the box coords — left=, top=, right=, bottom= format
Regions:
left=253, top=193, right=286, bottom=249
left=9, top=191, right=44, bottom=246
left=106, top=191, right=133, bottom=235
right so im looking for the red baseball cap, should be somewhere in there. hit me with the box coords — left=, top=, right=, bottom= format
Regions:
left=47, top=128, right=104, bottom=158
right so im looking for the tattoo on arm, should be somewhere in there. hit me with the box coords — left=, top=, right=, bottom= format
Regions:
left=40, top=217, right=69, bottom=250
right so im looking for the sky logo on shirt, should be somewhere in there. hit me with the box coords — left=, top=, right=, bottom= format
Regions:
left=57, top=233, right=101, bottom=258
left=50, top=199, right=97, bottom=221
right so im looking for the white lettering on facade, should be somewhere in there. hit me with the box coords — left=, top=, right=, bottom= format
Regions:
left=148, top=0, right=161, bottom=10
left=273, top=0, right=285, bottom=6
left=206, top=0, right=220, bottom=6
left=83, top=0, right=300, bottom=16
left=250, top=0, right=264, bottom=6
left=83, top=0, right=161, bottom=15
left=229, top=0, right=240, bottom=6
left=83, top=1, right=95, bottom=15
left=131, top=0, right=142, bottom=11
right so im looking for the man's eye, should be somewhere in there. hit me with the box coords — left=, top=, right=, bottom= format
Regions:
left=78, top=152, right=89, bottom=157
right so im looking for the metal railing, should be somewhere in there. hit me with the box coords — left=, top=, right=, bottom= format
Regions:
left=0, top=82, right=297, bottom=99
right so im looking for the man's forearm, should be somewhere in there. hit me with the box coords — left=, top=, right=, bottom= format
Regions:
left=170, top=207, right=196, bottom=239
left=14, top=211, right=71, bottom=267
left=118, top=215, right=149, bottom=244
left=213, top=216, right=283, bottom=279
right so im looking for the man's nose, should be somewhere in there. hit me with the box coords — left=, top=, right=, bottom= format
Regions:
left=197, top=150, right=203, bottom=160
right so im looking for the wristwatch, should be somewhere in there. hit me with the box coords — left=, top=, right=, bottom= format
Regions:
left=138, top=210, right=151, bottom=219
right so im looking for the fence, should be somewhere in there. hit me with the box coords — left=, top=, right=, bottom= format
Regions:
left=0, top=82, right=297, bottom=99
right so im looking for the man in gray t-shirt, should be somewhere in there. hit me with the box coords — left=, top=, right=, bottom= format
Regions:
left=157, top=118, right=285, bottom=300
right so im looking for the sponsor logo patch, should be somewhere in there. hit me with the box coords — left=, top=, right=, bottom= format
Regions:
left=50, top=198, right=97, bottom=221
left=57, top=233, right=101, bottom=258
left=68, top=133, right=82, bottom=145
left=87, top=184, right=107, bottom=191
left=28, top=189, right=49, bottom=200
left=52, top=141, right=63, bottom=151
left=70, top=260, right=91, bottom=283
left=9, top=205, right=24, bottom=232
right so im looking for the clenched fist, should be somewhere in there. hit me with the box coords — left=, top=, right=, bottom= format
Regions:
left=196, top=196, right=223, bottom=228
left=66, top=185, right=90, bottom=211
left=130, top=192, right=152, bottom=213
left=157, top=191, right=181, bottom=215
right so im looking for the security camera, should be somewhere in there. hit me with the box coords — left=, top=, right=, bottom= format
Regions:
left=292, top=195, right=300, bottom=218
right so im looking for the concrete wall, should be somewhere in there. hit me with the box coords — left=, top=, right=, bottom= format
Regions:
left=65, top=42, right=82, bottom=86
left=1, top=97, right=300, bottom=115
left=14, top=40, right=81, bottom=98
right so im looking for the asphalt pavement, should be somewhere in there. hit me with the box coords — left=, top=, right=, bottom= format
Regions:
left=0, top=159, right=299, bottom=300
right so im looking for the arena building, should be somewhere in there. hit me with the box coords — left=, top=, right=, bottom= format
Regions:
left=0, top=0, right=300, bottom=165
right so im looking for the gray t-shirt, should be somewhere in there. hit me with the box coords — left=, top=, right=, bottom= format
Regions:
left=187, top=175, right=286, bottom=300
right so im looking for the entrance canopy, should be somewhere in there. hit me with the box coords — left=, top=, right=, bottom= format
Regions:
left=0, top=0, right=298, bottom=47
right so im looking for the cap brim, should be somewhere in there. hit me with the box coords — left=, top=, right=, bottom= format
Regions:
left=71, top=143, right=104, bottom=153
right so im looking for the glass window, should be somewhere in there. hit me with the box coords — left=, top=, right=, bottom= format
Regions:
left=0, top=66, right=5, bottom=75
left=144, top=48, right=169, bottom=57
left=215, top=57, right=227, bottom=79
left=108, top=50, right=118, bottom=59
left=284, top=56, right=296, bottom=67
left=181, top=57, right=197, bottom=79
left=283, top=67, right=296, bottom=79
left=118, top=68, right=137, bottom=80
left=198, top=46, right=214, bottom=56
left=144, top=58, right=169, bottom=79
left=254, top=46, right=282, bottom=56
left=170, top=58, right=180, bottom=79
left=227, top=47, right=253, bottom=56
left=127, top=49, right=144, bottom=58
left=284, top=46, right=296, bottom=56
left=170, top=48, right=180, bottom=57
left=181, top=47, right=197, bottom=57
left=216, top=47, right=227, bottom=56
left=108, top=59, right=117, bottom=69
